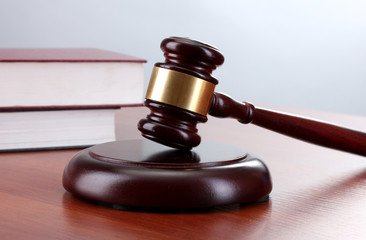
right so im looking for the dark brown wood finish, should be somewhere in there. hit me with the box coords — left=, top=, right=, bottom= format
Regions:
left=63, top=140, right=272, bottom=208
left=139, top=37, right=366, bottom=156
left=138, top=37, right=224, bottom=150
left=210, top=92, right=366, bottom=157
left=1, top=106, right=366, bottom=240
left=138, top=100, right=207, bottom=149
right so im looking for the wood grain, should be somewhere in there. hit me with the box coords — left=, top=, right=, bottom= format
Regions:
left=1, top=106, right=366, bottom=240
left=210, top=92, right=366, bottom=156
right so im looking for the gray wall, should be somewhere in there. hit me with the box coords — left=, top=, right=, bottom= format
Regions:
left=1, top=0, right=365, bottom=115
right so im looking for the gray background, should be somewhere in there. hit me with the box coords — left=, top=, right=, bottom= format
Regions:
left=1, top=0, right=365, bottom=115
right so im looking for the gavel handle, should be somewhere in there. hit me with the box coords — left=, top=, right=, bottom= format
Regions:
left=210, top=92, right=366, bottom=157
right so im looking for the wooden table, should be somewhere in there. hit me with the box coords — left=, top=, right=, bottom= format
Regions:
left=1, top=106, right=366, bottom=240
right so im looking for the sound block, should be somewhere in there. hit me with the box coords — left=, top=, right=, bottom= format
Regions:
left=63, top=139, right=272, bottom=209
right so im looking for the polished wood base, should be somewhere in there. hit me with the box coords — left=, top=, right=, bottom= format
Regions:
left=63, top=139, right=272, bottom=209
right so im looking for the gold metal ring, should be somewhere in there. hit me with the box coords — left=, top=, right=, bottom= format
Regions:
left=145, top=67, right=216, bottom=116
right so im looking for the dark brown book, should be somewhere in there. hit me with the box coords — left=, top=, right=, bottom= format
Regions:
left=0, top=48, right=146, bottom=110
left=0, top=48, right=146, bottom=151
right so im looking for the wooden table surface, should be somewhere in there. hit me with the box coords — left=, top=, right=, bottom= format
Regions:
left=1, top=106, right=366, bottom=240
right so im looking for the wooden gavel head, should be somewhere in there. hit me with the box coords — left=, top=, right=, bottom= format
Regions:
left=137, top=37, right=225, bottom=150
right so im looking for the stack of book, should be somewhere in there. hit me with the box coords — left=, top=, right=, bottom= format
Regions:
left=0, top=48, right=146, bottom=151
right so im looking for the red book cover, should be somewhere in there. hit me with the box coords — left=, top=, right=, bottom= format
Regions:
left=0, top=48, right=147, bottom=63
left=0, top=48, right=147, bottom=111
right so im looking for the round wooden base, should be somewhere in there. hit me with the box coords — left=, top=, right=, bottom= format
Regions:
left=63, top=139, right=272, bottom=209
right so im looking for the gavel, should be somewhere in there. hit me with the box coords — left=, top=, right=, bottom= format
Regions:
left=138, top=37, right=366, bottom=157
